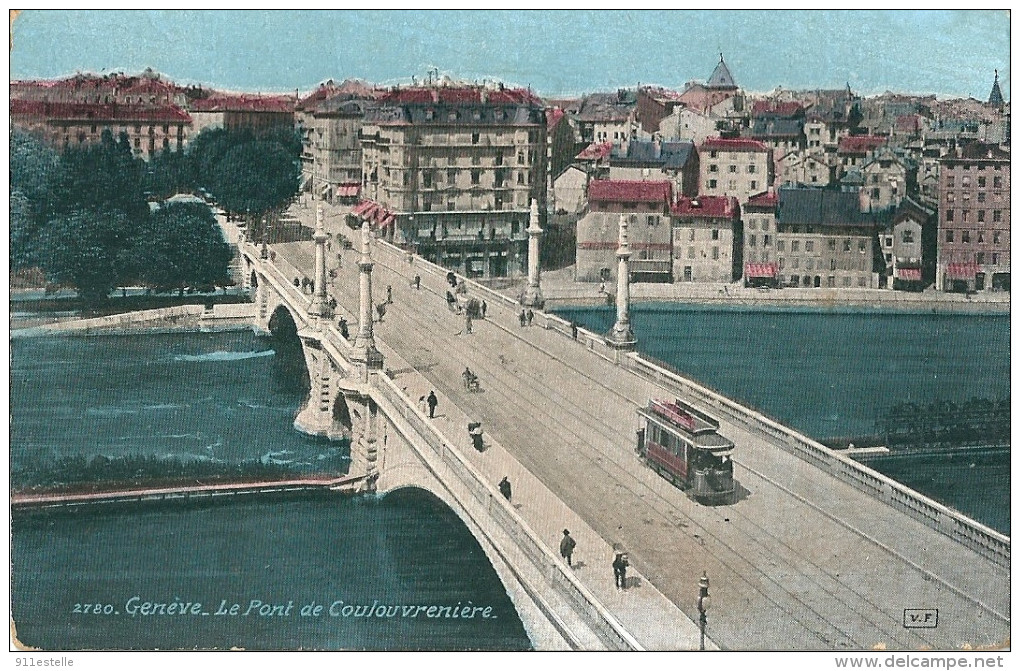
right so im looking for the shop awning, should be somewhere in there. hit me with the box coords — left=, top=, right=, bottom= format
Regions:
left=898, top=268, right=922, bottom=281
left=351, top=200, right=373, bottom=216
left=945, top=263, right=979, bottom=280
left=336, top=183, right=361, bottom=198
left=745, top=263, right=778, bottom=278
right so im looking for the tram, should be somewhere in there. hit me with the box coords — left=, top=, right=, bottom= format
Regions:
left=636, top=398, right=735, bottom=503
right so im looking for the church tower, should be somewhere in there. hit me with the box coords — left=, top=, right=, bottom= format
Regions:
left=706, top=53, right=738, bottom=91
left=988, top=69, right=1005, bottom=109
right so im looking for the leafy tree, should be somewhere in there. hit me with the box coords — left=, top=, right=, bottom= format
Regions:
left=10, top=129, right=59, bottom=268
left=143, top=148, right=195, bottom=200
left=207, top=139, right=301, bottom=240
left=38, top=208, right=140, bottom=305
left=135, top=202, right=234, bottom=294
left=45, top=130, right=149, bottom=223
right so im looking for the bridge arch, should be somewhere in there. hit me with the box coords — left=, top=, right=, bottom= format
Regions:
left=267, top=304, right=310, bottom=393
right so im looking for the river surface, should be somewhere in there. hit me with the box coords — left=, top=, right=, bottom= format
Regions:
left=10, top=331, right=531, bottom=650
left=554, top=304, right=1010, bottom=534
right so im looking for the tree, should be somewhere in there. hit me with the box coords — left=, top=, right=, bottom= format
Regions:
left=208, top=140, right=301, bottom=240
left=45, top=130, right=149, bottom=223
left=143, top=148, right=195, bottom=200
left=135, top=202, right=234, bottom=294
left=10, top=129, right=59, bottom=269
left=39, top=208, right=139, bottom=305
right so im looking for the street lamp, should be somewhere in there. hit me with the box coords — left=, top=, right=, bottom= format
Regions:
left=697, top=571, right=711, bottom=651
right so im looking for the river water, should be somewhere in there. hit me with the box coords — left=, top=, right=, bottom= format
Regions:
left=10, top=331, right=532, bottom=651
left=555, top=304, right=1010, bottom=534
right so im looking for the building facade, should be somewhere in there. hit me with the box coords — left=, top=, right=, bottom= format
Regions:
left=741, top=189, right=779, bottom=286
left=698, top=137, right=773, bottom=205
left=576, top=180, right=673, bottom=282
left=936, top=143, right=1010, bottom=292
left=358, top=84, right=547, bottom=278
left=774, top=187, right=888, bottom=289
left=671, top=195, right=742, bottom=283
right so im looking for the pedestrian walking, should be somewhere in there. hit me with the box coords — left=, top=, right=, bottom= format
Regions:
left=599, top=281, right=606, bottom=294
left=414, top=274, right=421, bottom=290
left=294, top=277, right=301, bottom=288
left=613, top=551, right=629, bottom=589
left=418, top=395, right=428, bottom=414
left=464, top=312, right=473, bottom=334
left=571, top=321, right=578, bottom=340
left=426, top=391, right=438, bottom=418
left=447, top=271, right=457, bottom=288
left=498, top=477, right=512, bottom=501
left=526, top=309, right=534, bottom=326
left=559, top=529, right=576, bottom=567
left=337, top=316, right=350, bottom=340
left=376, top=302, right=387, bottom=323
left=518, top=309, right=526, bottom=327
left=481, top=300, right=487, bottom=318
left=386, top=285, right=393, bottom=304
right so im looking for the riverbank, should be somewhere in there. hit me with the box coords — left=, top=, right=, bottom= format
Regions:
left=10, top=302, right=257, bottom=336
left=495, top=266, right=1011, bottom=314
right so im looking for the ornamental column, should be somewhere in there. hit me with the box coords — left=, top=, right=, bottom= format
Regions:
left=310, top=203, right=328, bottom=318
left=522, top=199, right=545, bottom=308
left=351, top=221, right=384, bottom=371
left=606, top=214, right=636, bottom=349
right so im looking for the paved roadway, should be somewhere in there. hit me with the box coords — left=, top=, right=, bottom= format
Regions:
left=271, top=232, right=1008, bottom=651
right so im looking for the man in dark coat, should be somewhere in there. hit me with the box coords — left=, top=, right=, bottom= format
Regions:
left=559, top=529, right=576, bottom=567
left=426, top=391, right=438, bottom=418
left=613, top=551, right=629, bottom=589
left=498, top=477, right=512, bottom=501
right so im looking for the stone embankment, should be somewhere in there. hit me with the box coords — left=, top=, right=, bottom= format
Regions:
left=11, top=303, right=256, bottom=338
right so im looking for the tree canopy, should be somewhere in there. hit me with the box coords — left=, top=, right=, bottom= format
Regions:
left=136, top=202, right=234, bottom=294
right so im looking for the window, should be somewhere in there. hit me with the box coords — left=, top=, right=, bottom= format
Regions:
left=777, top=240, right=785, bottom=252
left=977, top=210, right=985, bottom=222
left=748, top=234, right=757, bottom=247
left=828, top=276, right=836, bottom=287
left=961, top=230, right=970, bottom=243
left=806, top=258, right=814, bottom=270
left=945, top=229, right=954, bottom=243
left=946, top=209, right=954, bottom=222
left=978, top=176, right=986, bottom=188
left=748, top=164, right=756, bottom=174
left=761, top=221, right=769, bottom=232
left=977, top=232, right=984, bottom=243
left=977, top=252, right=985, bottom=264
left=994, top=176, right=1003, bottom=189
left=472, top=155, right=481, bottom=166
left=962, top=175, right=971, bottom=186
left=728, top=180, right=737, bottom=190
left=993, top=210, right=1002, bottom=222
left=763, top=235, right=771, bottom=247
left=830, top=258, right=837, bottom=271
left=712, top=229, right=719, bottom=241
left=791, top=258, right=799, bottom=269
left=750, top=180, right=757, bottom=190
left=729, top=165, right=737, bottom=173
left=688, top=229, right=695, bottom=242
left=844, top=239, right=852, bottom=252
left=712, top=247, right=719, bottom=260
left=471, top=133, right=480, bottom=144
left=871, top=188, right=881, bottom=198
left=858, top=277, right=868, bottom=288
left=828, top=239, right=836, bottom=251
left=978, top=192, right=986, bottom=203
left=805, top=241, right=814, bottom=252
left=791, top=241, right=800, bottom=252
left=901, top=230, right=914, bottom=244
left=748, top=219, right=756, bottom=230
left=447, top=169, right=457, bottom=183
left=647, top=216, right=657, bottom=227
left=709, top=164, right=719, bottom=173
left=993, top=231, right=1001, bottom=244
left=517, top=172, right=525, bottom=185
left=707, top=179, right=717, bottom=189
left=687, top=247, right=695, bottom=259
left=471, top=170, right=481, bottom=185
left=884, top=236, right=893, bottom=248
left=843, top=276, right=852, bottom=287
left=709, top=150, right=718, bottom=159
left=858, top=240, right=867, bottom=253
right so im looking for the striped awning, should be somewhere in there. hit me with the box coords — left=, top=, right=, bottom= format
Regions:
left=745, top=263, right=778, bottom=278
left=898, top=268, right=922, bottom=281
left=336, top=183, right=360, bottom=198
left=945, top=263, right=979, bottom=280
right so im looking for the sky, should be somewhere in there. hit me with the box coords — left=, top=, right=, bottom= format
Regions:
left=8, top=10, right=1012, bottom=100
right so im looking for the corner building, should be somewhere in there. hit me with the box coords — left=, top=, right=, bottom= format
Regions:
left=359, top=85, right=547, bottom=278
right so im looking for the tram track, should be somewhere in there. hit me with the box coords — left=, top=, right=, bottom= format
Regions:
left=279, top=242, right=1007, bottom=649
left=357, top=256, right=923, bottom=648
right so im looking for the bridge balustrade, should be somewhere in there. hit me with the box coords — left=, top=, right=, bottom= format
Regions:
left=372, top=374, right=642, bottom=651
left=618, top=353, right=1010, bottom=567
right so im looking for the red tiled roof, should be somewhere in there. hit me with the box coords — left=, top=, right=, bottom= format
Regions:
left=11, top=99, right=192, bottom=122
left=575, top=141, right=613, bottom=161
left=837, top=135, right=887, bottom=154
left=378, top=86, right=540, bottom=107
left=191, top=95, right=294, bottom=113
left=700, top=136, right=770, bottom=153
left=751, top=100, right=804, bottom=117
left=547, top=107, right=565, bottom=131
left=588, top=179, right=672, bottom=204
left=671, top=195, right=739, bottom=218
left=745, top=190, right=779, bottom=208
left=895, top=114, right=921, bottom=133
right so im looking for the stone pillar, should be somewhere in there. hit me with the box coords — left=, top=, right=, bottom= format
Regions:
left=522, top=199, right=545, bottom=308
left=293, top=343, right=342, bottom=439
left=359, top=397, right=379, bottom=488
left=607, top=214, right=636, bottom=349
left=310, top=204, right=328, bottom=318
left=351, top=221, right=384, bottom=371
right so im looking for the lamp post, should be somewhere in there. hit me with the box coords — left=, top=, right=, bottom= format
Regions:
left=697, top=571, right=711, bottom=651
